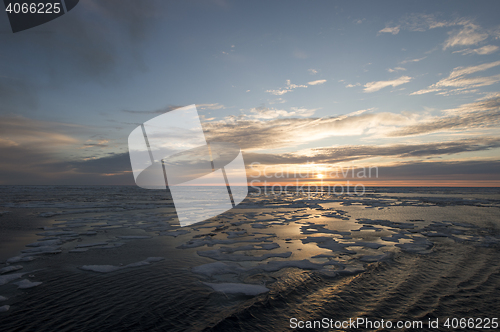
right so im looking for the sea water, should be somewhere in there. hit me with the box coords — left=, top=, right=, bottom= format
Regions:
left=0, top=186, right=498, bottom=331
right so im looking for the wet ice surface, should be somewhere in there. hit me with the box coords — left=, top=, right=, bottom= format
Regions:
left=13, top=279, right=42, bottom=289
left=0, top=186, right=499, bottom=329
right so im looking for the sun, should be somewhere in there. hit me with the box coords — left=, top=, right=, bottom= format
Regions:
left=316, top=174, right=324, bottom=179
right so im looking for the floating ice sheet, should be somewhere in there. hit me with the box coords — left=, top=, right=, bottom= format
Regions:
left=0, top=265, right=23, bottom=274
left=0, top=273, right=24, bottom=286
left=79, top=257, right=165, bottom=273
left=14, top=279, right=42, bottom=289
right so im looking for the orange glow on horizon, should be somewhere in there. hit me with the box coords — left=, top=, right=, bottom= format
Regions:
left=245, top=180, right=500, bottom=187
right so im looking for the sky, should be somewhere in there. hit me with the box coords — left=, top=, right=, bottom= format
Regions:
left=0, top=0, right=499, bottom=186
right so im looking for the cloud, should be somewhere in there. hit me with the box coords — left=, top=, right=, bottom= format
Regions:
left=363, top=76, right=412, bottom=93
left=244, top=137, right=500, bottom=165
left=0, top=116, right=80, bottom=147
left=249, top=106, right=317, bottom=119
left=288, top=107, right=317, bottom=117
left=266, top=89, right=289, bottom=96
left=3, top=95, right=499, bottom=184
left=453, top=45, right=499, bottom=55
left=387, top=67, right=406, bottom=73
left=249, top=107, right=290, bottom=119
left=308, top=69, right=318, bottom=74
left=0, top=114, right=146, bottom=185
left=308, top=79, right=327, bottom=86
left=81, top=139, right=109, bottom=149
left=411, top=60, right=500, bottom=95
left=197, top=103, right=226, bottom=110
left=203, top=110, right=419, bottom=150
left=443, top=23, right=489, bottom=50
left=444, top=94, right=500, bottom=115
left=476, top=91, right=500, bottom=101
left=2, top=0, right=162, bottom=83
left=67, top=152, right=133, bottom=177
left=399, top=13, right=453, bottom=31
left=122, top=105, right=183, bottom=114
left=248, top=159, right=500, bottom=183
left=203, top=94, right=500, bottom=152
left=400, top=56, right=426, bottom=64
left=0, top=150, right=135, bottom=185
left=320, top=137, right=500, bottom=160
left=378, top=26, right=400, bottom=35
left=377, top=160, right=500, bottom=181
left=382, top=14, right=496, bottom=56
left=446, top=61, right=500, bottom=78
left=0, top=114, right=139, bottom=185
left=266, top=89, right=291, bottom=96
left=0, top=144, right=69, bottom=185
left=269, top=98, right=286, bottom=105
left=286, top=80, right=307, bottom=88
left=345, top=83, right=361, bottom=88
left=384, top=14, right=487, bottom=39
left=0, top=115, right=119, bottom=184
left=389, top=95, right=500, bottom=136
left=266, top=80, right=307, bottom=95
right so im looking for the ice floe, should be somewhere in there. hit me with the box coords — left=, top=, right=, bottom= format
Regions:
left=161, top=229, right=190, bottom=237
left=0, top=272, right=24, bottom=285
left=381, top=233, right=410, bottom=243
left=25, top=239, right=62, bottom=247
left=116, top=236, right=152, bottom=239
left=214, top=243, right=280, bottom=253
left=177, top=236, right=275, bottom=249
left=396, top=238, right=433, bottom=254
left=80, top=265, right=122, bottom=273
left=6, top=256, right=36, bottom=264
left=79, top=257, right=165, bottom=273
left=357, top=218, right=416, bottom=229
left=197, top=250, right=291, bottom=261
left=36, top=231, right=79, bottom=237
left=0, top=265, right=23, bottom=274
left=335, top=265, right=366, bottom=276
left=301, top=237, right=351, bottom=253
left=14, top=279, right=42, bottom=289
left=21, top=246, right=62, bottom=255
left=75, top=242, right=109, bottom=248
left=2, top=185, right=499, bottom=304
left=226, top=230, right=248, bottom=238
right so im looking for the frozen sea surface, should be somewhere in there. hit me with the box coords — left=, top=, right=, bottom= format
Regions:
left=0, top=185, right=498, bottom=331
